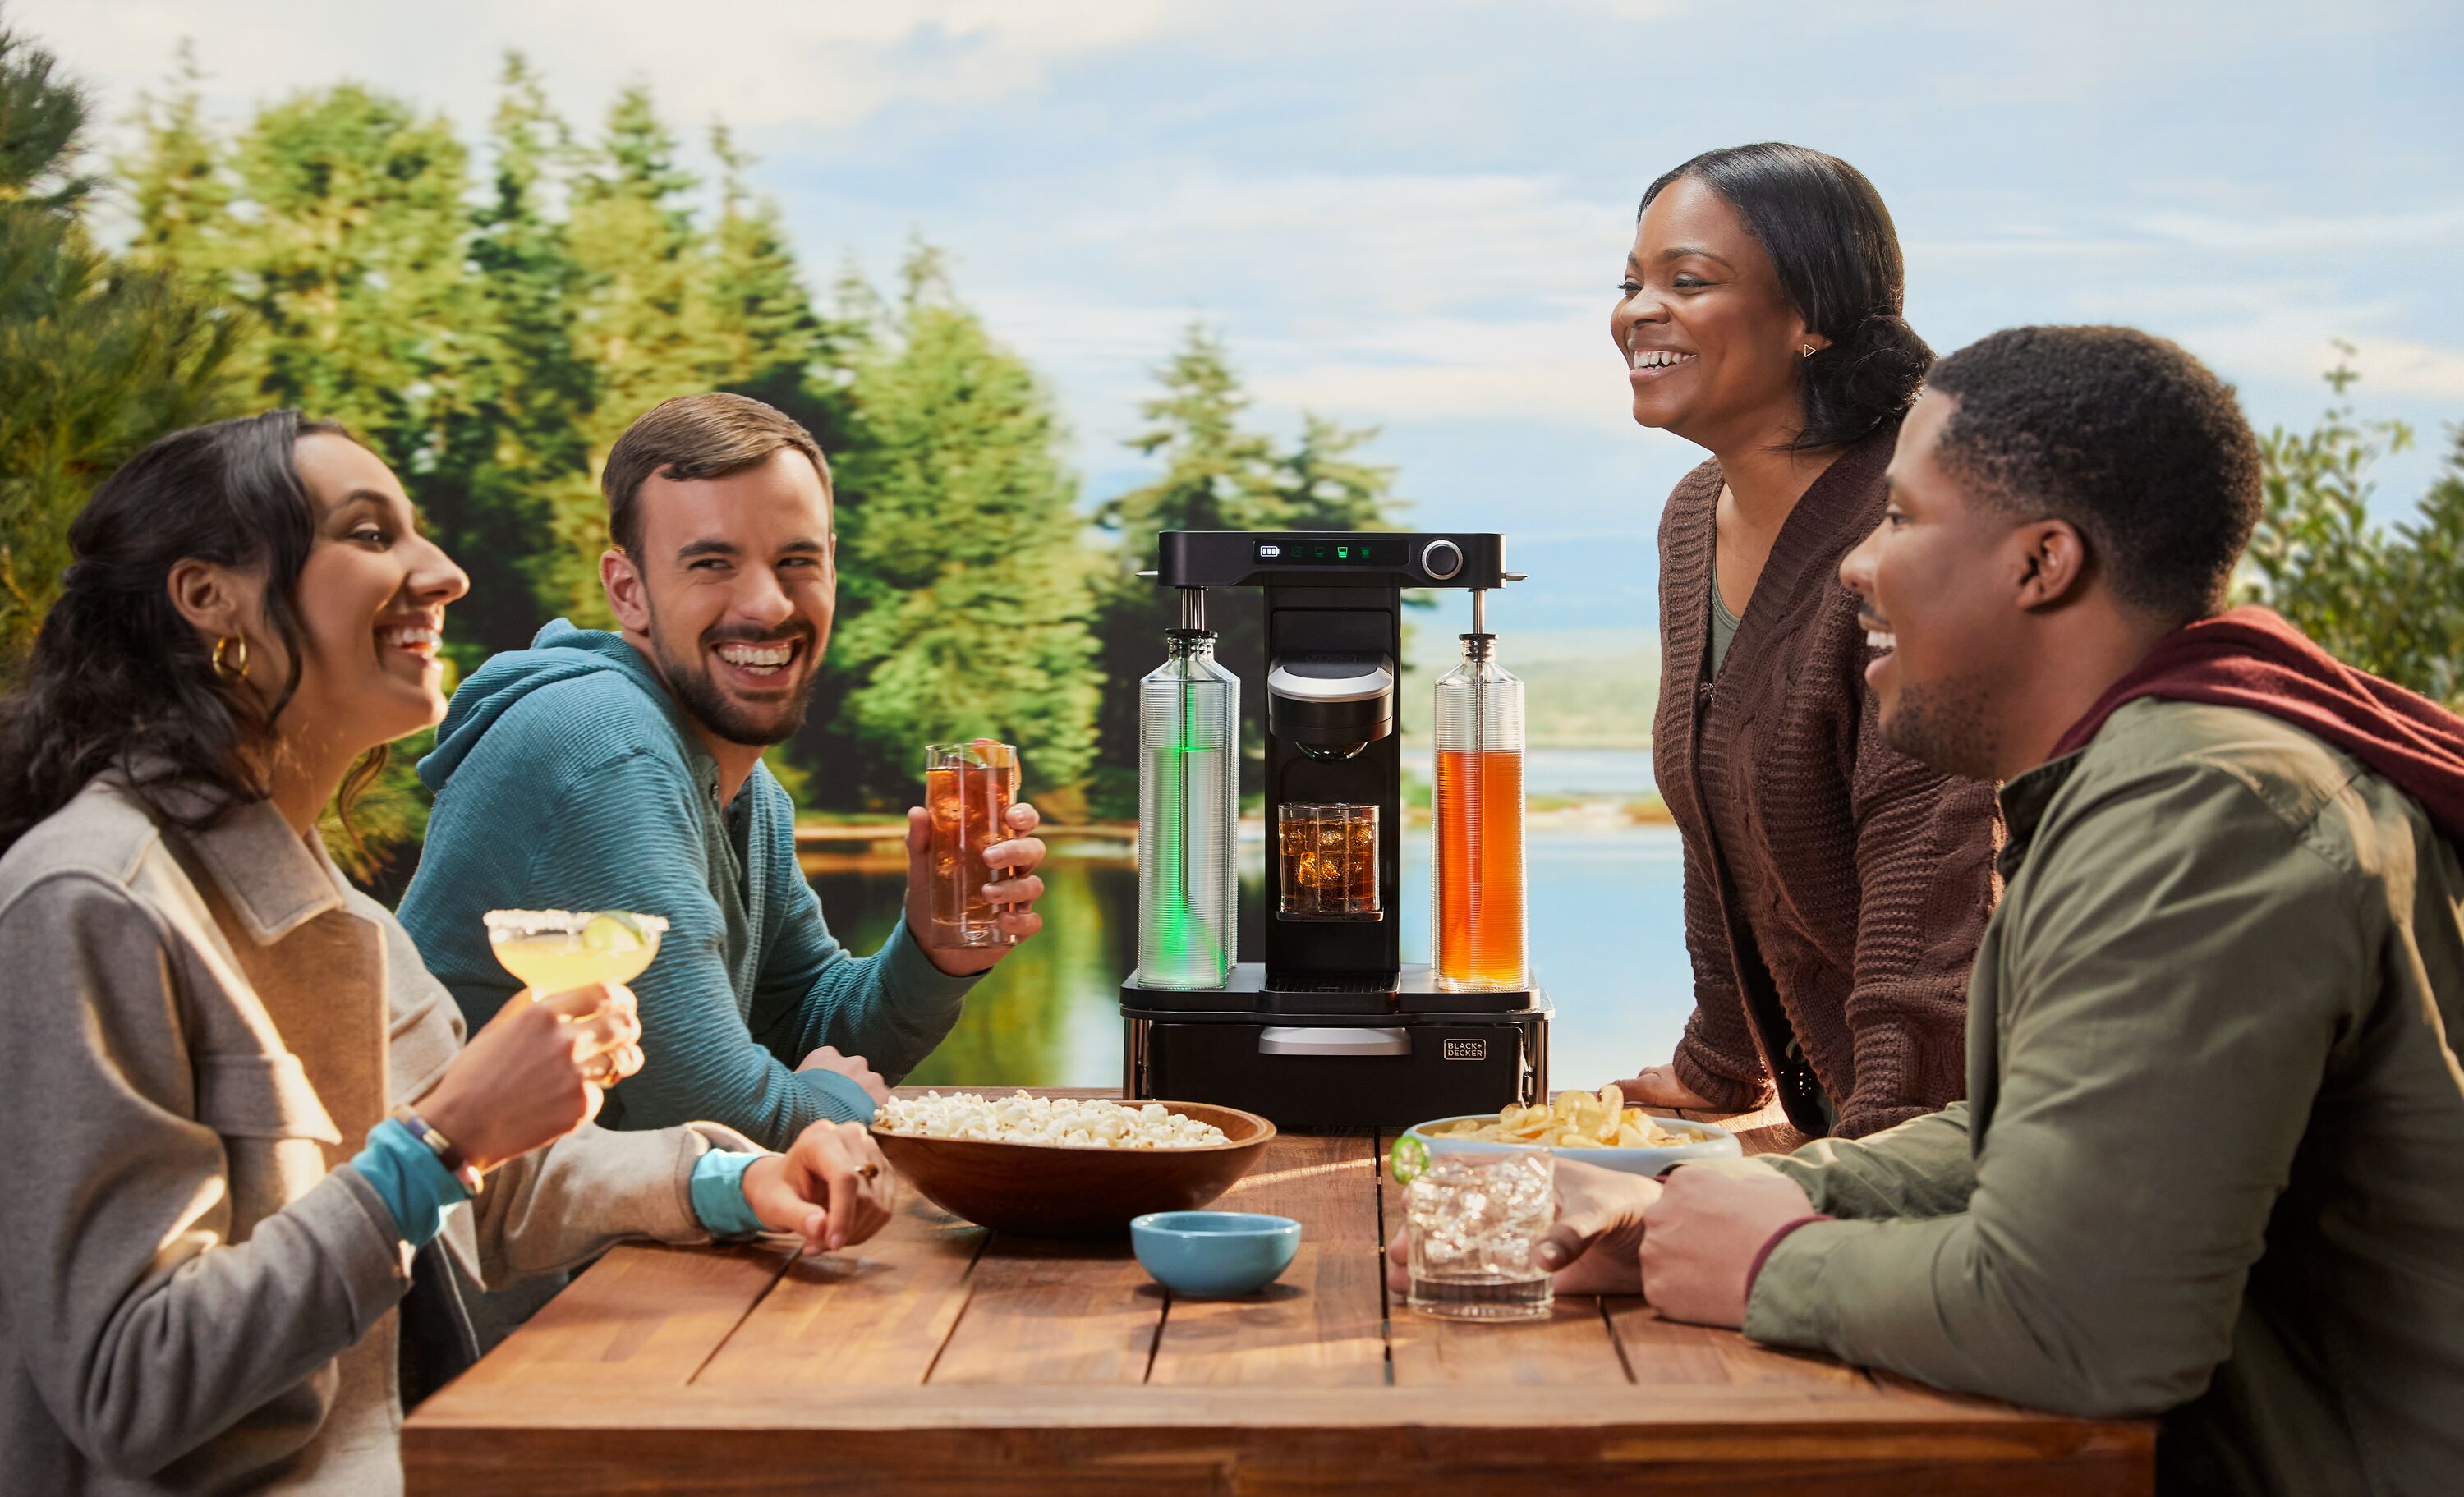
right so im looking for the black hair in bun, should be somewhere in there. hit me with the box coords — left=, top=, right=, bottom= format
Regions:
left=1640, top=143, right=1933, bottom=450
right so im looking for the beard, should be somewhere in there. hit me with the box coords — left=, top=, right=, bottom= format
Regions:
left=1878, top=668, right=2004, bottom=782
left=648, top=611, right=821, bottom=748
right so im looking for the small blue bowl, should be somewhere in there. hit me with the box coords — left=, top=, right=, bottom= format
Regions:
left=1130, top=1211, right=1301, bottom=1297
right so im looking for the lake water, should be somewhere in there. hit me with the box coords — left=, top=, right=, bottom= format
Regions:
left=809, top=818, right=1694, bottom=1093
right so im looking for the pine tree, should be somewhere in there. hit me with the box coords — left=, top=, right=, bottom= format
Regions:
left=1266, top=412, right=1395, bottom=530
left=704, top=124, right=830, bottom=395
left=119, top=42, right=234, bottom=288
left=1083, top=325, right=1418, bottom=812
left=424, top=52, right=600, bottom=659
left=221, top=85, right=473, bottom=467
left=549, top=84, right=723, bottom=622
left=811, top=244, right=1099, bottom=811
left=0, top=22, right=238, bottom=669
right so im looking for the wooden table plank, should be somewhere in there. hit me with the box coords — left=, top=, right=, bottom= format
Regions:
left=1607, top=1299, right=1872, bottom=1394
left=1147, top=1134, right=1387, bottom=1387
left=695, top=1192, right=987, bottom=1389
left=924, top=1233, right=1164, bottom=1385
left=443, top=1242, right=791, bottom=1397
left=408, top=1384, right=2155, bottom=1497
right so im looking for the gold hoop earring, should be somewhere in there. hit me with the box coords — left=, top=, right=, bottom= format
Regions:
left=212, top=634, right=250, bottom=681
left=1800, top=344, right=1817, bottom=358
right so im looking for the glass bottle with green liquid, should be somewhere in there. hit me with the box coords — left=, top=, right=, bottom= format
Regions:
left=1136, top=590, right=1238, bottom=989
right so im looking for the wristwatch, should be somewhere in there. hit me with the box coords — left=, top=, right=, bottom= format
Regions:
left=391, top=1103, right=485, bottom=1196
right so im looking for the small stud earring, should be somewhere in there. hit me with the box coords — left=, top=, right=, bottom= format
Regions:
left=1800, top=344, right=1817, bottom=358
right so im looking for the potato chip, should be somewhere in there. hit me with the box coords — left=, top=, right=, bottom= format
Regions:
left=1420, top=1087, right=1690, bottom=1150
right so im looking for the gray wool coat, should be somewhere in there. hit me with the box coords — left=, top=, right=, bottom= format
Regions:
left=0, top=774, right=757, bottom=1495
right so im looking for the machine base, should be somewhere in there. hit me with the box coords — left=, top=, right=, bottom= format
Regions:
left=1122, top=967, right=1548, bottom=1132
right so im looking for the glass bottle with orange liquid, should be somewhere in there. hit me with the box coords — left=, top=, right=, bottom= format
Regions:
left=1432, top=598, right=1528, bottom=991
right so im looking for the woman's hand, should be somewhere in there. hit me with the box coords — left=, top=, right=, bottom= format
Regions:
left=1385, top=1159, right=1662, bottom=1297
left=1614, top=1060, right=1715, bottom=1110
left=741, top=1120, right=898, bottom=1255
left=415, top=983, right=642, bottom=1173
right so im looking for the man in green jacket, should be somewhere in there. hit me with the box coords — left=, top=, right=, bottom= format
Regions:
left=1453, top=327, right=2464, bottom=1493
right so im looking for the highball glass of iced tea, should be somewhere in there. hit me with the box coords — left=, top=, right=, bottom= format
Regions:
left=924, top=739, right=1021, bottom=949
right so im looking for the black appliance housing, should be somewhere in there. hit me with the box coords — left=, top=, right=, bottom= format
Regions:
left=1119, top=530, right=1549, bottom=1131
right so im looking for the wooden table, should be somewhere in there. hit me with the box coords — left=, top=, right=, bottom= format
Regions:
left=404, top=1090, right=2152, bottom=1495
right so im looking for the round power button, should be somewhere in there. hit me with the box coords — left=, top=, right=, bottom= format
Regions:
left=1421, top=539, right=1463, bottom=581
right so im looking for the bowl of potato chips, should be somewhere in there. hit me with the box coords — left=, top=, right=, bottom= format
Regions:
left=1404, top=1086, right=1741, bottom=1177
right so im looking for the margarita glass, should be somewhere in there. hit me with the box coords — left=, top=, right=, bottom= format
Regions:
left=483, top=908, right=668, bottom=997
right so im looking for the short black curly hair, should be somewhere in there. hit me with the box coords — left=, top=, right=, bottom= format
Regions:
left=1925, top=325, right=2261, bottom=625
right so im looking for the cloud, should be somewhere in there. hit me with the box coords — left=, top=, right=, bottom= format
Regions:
left=16, top=0, right=1183, bottom=131
left=972, top=171, right=1637, bottom=431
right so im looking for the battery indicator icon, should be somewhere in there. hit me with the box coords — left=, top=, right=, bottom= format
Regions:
left=1257, top=543, right=1282, bottom=558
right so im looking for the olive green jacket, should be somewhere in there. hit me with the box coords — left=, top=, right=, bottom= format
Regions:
left=1737, top=699, right=2464, bottom=1495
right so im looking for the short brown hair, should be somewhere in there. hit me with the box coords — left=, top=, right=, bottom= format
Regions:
left=602, top=393, right=832, bottom=556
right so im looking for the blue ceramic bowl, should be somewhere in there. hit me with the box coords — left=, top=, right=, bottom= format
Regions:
left=1130, top=1211, right=1301, bottom=1297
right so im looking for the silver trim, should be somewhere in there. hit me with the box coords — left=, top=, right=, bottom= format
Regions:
left=1266, top=659, right=1394, bottom=704
left=1258, top=1026, right=1409, bottom=1057
left=1421, top=539, right=1463, bottom=580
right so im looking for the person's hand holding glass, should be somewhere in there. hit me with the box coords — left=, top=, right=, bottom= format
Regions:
left=482, top=909, right=666, bottom=1087
left=394, top=909, right=668, bottom=1182
left=908, top=739, right=1049, bottom=975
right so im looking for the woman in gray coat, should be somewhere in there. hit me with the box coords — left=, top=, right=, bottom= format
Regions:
left=0, top=412, right=896, bottom=1495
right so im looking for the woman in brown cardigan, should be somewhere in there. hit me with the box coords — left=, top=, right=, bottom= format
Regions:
left=1608, top=144, right=2002, bottom=1138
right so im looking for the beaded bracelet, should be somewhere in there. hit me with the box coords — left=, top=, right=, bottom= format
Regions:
left=390, top=1103, right=485, bottom=1197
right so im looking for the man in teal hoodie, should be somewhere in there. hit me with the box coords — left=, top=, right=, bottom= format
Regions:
left=400, top=393, right=1048, bottom=1148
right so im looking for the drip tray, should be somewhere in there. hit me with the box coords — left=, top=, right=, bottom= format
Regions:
left=1122, top=962, right=1541, bottom=1015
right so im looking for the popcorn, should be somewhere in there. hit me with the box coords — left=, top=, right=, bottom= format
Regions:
left=875, top=1091, right=1231, bottom=1150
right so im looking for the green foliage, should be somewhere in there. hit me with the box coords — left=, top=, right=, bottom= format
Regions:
left=0, top=22, right=238, bottom=670
left=1084, top=324, right=1407, bottom=814
left=8, top=21, right=1422, bottom=865
left=809, top=246, right=1099, bottom=811
left=2243, top=354, right=2464, bottom=706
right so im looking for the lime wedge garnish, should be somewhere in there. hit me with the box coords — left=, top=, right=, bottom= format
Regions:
left=1389, top=1133, right=1431, bottom=1187
left=582, top=912, right=645, bottom=953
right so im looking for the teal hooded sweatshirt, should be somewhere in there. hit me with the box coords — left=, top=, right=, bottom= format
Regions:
left=398, top=620, right=977, bottom=1146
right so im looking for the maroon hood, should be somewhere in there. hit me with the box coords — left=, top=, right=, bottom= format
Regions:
left=2050, top=606, right=2464, bottom=843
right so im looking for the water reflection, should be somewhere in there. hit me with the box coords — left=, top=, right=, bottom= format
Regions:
left=807, top=827, right=1694, bottom=1092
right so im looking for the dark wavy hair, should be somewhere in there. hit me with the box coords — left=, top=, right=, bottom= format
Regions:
left=1640, top=142, right=1932, bottom=450
left=0, top=410, right=375, bottom=858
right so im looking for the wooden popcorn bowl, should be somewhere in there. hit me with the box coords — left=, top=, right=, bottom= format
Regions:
left=870, top=1100, right=1277, bottom=1238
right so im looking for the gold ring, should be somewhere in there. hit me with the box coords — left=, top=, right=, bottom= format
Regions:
left=857, top=1163, right=880, bottom=1181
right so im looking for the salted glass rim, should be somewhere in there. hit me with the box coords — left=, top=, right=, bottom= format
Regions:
left=482, top=908, right=671, bottom=941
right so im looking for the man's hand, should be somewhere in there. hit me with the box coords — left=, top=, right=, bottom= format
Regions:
left=905, top=800, right=1048, bottom=976
left=1639, top=1166, right=1818, bottom=1329
left=738, top=1121, right=898, bottom=1256
left=1385, top=1159, right=1662, bottom=1297
left=797, top=1045, right=888, bottom=1105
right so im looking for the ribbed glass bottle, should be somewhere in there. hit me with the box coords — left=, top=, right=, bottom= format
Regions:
left=1136, top=630, right=1239, bottom=989
left=1432, top=635, right=1528, bottom=991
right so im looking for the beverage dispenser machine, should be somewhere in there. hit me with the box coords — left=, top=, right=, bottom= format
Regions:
left=1119, top=530, right=1549, bottom=1131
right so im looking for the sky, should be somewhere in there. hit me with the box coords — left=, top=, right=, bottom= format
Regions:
left=23, top=0, right=2464, bottom=640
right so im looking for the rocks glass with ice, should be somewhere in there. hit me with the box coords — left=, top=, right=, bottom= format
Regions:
left=924, top=739, right=1021, bottom=949
left=1404, top=1142, right=1556, bottom=1321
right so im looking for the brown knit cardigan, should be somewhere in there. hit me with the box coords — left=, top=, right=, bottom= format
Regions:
left=1653, top=426, right=2002, bottom=1137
